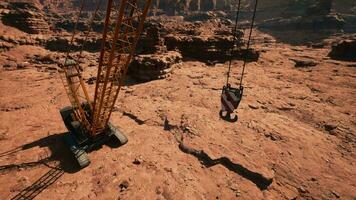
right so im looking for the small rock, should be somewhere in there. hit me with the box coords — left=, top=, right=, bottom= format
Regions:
left=235, top=191, right=241, bottom=197
left=156, top=186, right=163, bottom=194
left=331, top=190, right=340, bottom=198
left=133, top=155, right=143, bottom=165
left=163, top=167, right=173, bottom=173
left=3, top=63, right=13, bottom=68
left=86, top=77, right=96, bottom=85
left=248, top=103, right=259, bottom=109
left=290, top=58, right=318, bottom=68
left=264, top=132, right=282, bottom=141
left=119, top=180, right=129, bottom=192
left=17, top=62, right=30, bottom=69
left=277, top=106, right=293, bottom=111
left=324, top=124, right=337, bottom=132
left=298, top=186, right=307, bottom=193
left=288, top=102, right=296, bottom=107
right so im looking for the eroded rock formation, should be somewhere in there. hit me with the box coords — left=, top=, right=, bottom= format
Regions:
left=260, top=0, right=345, bottom=31
left=129, top=51, right=182, bottom=81
left=1, top=2, right=50, bottom=34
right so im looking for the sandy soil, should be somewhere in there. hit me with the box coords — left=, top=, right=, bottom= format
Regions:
left=0, top=27, right=356, bottom=200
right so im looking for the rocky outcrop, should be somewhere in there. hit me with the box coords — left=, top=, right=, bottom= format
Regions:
left=164, top=31, right=258, bottom=64
left=1, top=2, right=50, bottom=34
left=137, top=22, right=167, bottom=54
left=129, top=51, right=182, bottom=81
left=53, top=12, right=104, bottom=33
left=260, top=14, right=345, bottom=30
left=129, top=21, right=182, bottom=81
left=184, top=11, right=221, bottom=21
left=137, top=19, right=259, bottom=65
left=0, top=41, right=14, bottom=52
left=151, top=0, right=234, bottom=15
left=165, top=35, right=231, bottom=63
left=44, top=36, right=101, bottom=52
left=259, top=0, right=345, bottom=31
left=328, top=40, right=356, bottom=61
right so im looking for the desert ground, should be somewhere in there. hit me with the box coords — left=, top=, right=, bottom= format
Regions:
left=0, top=1, right=356, bottom=200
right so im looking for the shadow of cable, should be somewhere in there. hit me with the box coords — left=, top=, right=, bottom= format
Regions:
left=178, top=143, right=273, bottom=190
left=10, top=164, right=65, bottom=200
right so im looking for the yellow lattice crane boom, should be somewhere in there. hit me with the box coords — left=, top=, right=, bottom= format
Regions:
left=59, top=0, right=152, bottom=168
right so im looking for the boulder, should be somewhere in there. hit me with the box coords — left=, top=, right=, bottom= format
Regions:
left=290, top=58, right=319, bottom=68
left=137, top=22, right=167, bottom=54
left=165, top=33, right=258, bottom=64
left=328, top=40, right=356, bottom=61
left=129, top=51, right=182, bottom=81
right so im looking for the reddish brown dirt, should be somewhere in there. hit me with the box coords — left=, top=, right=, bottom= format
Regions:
left=0, top=22, right=356, bottom=200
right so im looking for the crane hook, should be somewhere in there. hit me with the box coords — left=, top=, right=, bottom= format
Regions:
left=219, top=84, right=243, bottom=123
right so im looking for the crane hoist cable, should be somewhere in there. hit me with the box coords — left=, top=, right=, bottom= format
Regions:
left=220, top=0, right=258, bottom=122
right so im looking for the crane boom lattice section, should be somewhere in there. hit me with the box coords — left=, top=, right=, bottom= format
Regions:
left=92, top=0, right=152, bottom=135
left=59, top=0, right=95, bottom=132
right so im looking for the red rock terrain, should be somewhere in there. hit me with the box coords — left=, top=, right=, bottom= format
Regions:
left=0, top=1, right=356, bottom=200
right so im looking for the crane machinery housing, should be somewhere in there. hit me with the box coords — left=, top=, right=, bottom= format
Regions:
left=59, top=0, right=153, bottom=168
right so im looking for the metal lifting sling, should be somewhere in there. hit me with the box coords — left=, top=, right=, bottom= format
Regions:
left=220, top=0, right=258, bottom=122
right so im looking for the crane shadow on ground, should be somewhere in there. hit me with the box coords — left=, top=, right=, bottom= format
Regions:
left=0, top=133, right=77, bottom=200
left=0, top=132, right=124, bottom=200
left=0, top=133, right=78, bottom=173
left=10, top=164, right=65, bottom=200
left=178, top=142, right=273, bottom=191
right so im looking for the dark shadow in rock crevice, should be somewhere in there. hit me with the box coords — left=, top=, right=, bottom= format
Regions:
left=178, top=142, right=273, bottom=190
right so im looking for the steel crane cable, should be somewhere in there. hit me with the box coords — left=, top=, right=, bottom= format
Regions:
left=225, top=0, right=258, bottom=87
left=238, top=0, right=258, bottom=88
left=219, top=0, right=258, bottom=123
left=225, top=0, right=242, bottom=85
